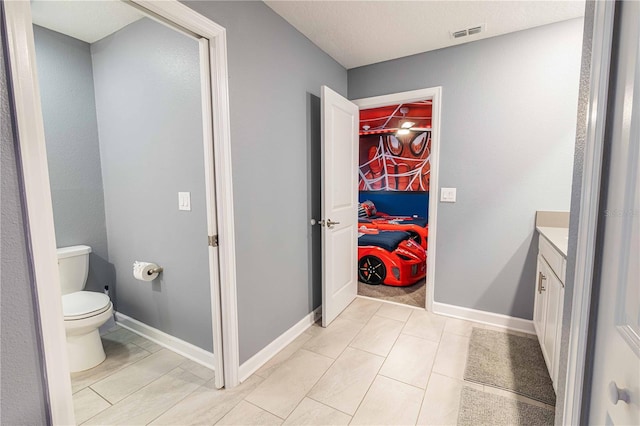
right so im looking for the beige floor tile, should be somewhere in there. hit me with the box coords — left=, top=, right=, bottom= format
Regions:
left=338, top=297, right=382, bottom=323
left=90, top=349, right=186, bottom=403
left=351, top=375, right=424, bottom=425
left=151, top=375, right=264, bottom=425
left=443, top=317, right=476, bottom=337
left=130, top=335, right=163, bottom=353
left=84, top=367, right=204, bottom=425
left=216, top=400, right=283, bottom=425
left=401, top=310, right=446, bottom=342
left=302, top=317, right=364, bottom=359
left=102, top=328, right=138, bottom=345
left=256, top=332, right=313, bottom=378
left=431, top=333, right=470, bottom=380
left=179, top=359, right=216, bottom=381
left=283, top=398, right=351, bottom=425
left=71, top=342, right=151, bottom=393
left=73, top=388, right=110, bottom=424
left=416, top=373, right=463, bottom=425
left=349, top=315, right=404, bottom=357
left=374, top=302, right=414, bottom=322
left=378, top=334, right=438, bottom=389
left=245, top=349, right=333, bottom=419
left=308, top=347, right=384, bottom=415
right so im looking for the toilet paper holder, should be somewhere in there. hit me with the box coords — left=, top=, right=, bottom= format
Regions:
left=147, top=266, right=164, bottom=275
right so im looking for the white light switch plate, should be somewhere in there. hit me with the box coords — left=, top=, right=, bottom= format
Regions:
left=178, top=192, right=191, bottom=211
left=440, top=187, right=457, bottom=203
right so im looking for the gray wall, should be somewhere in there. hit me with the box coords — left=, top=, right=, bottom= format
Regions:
left=33, top=25, right=110, bottom=293
left=348, top=19, right=583, bottom=320
left=183, top=0, right=348, bottom=363
left=1, top=16, right=49, bottom=424
left=91, top=18, right=212, bottom=351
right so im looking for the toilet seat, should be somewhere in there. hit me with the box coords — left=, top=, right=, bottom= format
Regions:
left=63, top=291, right=111, bottom=320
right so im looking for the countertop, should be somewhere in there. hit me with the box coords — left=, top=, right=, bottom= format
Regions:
left=536, top=226, right=569, bottom=258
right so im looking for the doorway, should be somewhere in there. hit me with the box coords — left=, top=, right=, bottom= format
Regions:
left=356, top=100, right=432, bottom=308
left=3, top=0, right=238, bottom=423
left=353, top=88, right=441, bottom=312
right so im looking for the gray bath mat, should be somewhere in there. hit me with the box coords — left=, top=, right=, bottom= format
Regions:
left=464, top=328, right=556, bottom=406
left=458, top=387, right=554, bottom=426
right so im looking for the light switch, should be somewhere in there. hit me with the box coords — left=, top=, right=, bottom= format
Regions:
left=440, top=187, right=457, bottom=203
left=178, top=192, right=191, bottom=211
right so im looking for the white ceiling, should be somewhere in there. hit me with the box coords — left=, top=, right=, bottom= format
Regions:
left=31, top=0, right=143, bottom=44
left=264, top=1, right=585, bottom=69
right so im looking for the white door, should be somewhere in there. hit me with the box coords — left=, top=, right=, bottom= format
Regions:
left=199, top=38, right=225, bottom=389
left=321, top=86, right=359, bottom=327
left=587, top=2, right=639, bottom=423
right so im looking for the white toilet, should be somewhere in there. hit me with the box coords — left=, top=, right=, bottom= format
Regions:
left=57, top=245, right=113, bottom=373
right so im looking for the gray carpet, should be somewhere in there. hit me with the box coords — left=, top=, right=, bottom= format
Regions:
left=357, top=278, right=425, bottom=307
left=464, top=328, right=556, bottom=406
left=458, top=387, right=554, bottom=426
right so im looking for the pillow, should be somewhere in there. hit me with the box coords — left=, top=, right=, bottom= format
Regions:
left=359, top=200, right=377, bottom=217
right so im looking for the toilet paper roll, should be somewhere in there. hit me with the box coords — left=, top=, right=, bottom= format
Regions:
left=133, top=261, right=160, bottom=281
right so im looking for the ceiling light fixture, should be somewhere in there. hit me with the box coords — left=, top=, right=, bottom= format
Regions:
left=396, top=128, right=411, bottom=136
left=401, top=121, right=415, bottom=129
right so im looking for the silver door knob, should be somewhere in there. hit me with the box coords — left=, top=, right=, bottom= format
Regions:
left=325, top=219, right=340, bottom=228
left=608, top=381, right=631, bottom=405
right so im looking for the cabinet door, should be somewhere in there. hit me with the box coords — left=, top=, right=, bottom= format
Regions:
left=543, top=270, right=562, bottom=385
left=533, top=255, right=548, bottom=343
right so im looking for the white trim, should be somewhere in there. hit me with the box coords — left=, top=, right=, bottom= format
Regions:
left=352, top=86, right=442, bottom=313
left=2, top=1, right=75, bottom=423
left=432, top=302, right=536, bottom=335
left=562, top=2, right=616, bottom=425
left=131, top=0, right=240, bottom=389
left=115, top=312, right=216, bottom=370
left=238, top=308, right=322, bottom=382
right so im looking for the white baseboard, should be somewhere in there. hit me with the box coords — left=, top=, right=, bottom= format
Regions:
left=115, top=312, right=216, bottom=370
left=432, top=302, right=535, bottom=335
left=238, top=307, right=322, bottom=382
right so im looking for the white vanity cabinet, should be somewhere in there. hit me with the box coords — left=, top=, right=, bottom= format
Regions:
left=533, top=231, right=566, bottom=390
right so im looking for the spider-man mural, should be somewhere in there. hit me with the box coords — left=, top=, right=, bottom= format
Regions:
left=358, top=131, right=431, bottom=192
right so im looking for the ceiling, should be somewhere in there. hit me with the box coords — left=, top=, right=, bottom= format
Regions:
left=264, top=1, right=585, bottom=69
left=360, top=101, right=432, bottom=135
left=31, top=0, right=143, bottom=43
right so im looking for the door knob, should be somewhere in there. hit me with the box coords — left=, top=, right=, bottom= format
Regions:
left=608, top=381, right=631, bottom=405
left=311, top=219, right=340, bottom=228
left=325, top=219, right=340, bottom=228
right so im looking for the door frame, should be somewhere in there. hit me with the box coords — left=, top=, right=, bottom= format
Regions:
left=562, top=1, right=616, bottom=424
left=2, top=0, right=240, bottom=423
left=352, top=86, right=442, bottom=312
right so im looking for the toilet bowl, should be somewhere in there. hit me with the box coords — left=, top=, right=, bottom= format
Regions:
left=57, top=245, right=113, bottom=373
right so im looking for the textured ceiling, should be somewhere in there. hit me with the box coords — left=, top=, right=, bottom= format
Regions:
left=264, top=1, right=585, bottom=69
left=31, top=0, right=143, bottom=43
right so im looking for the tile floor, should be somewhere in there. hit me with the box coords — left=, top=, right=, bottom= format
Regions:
left=74, top=298, right=553, bottom=425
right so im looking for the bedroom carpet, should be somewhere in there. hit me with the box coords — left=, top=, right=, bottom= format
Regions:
left=357, top=277, right=425, bottom=307
left=457, top=386, right=555, bottom=426
left=464, top=328, right=556, bottom=406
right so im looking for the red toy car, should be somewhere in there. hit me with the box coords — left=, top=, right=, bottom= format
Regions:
left=358, top=229, right=427, bottom=286
left=358, top=201, right=429, bottom=249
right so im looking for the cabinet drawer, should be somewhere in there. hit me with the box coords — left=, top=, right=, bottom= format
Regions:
left=539, top=234, right=566, bottom=283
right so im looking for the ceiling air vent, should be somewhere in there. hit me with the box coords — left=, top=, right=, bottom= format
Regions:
left=450, top=24, right=486, bottom=39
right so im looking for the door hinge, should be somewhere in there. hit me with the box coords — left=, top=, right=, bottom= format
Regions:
left=208, top=235, right=218, bottom=247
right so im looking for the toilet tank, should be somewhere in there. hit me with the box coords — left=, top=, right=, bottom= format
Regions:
left=56, top=245, right=92, bottom=295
